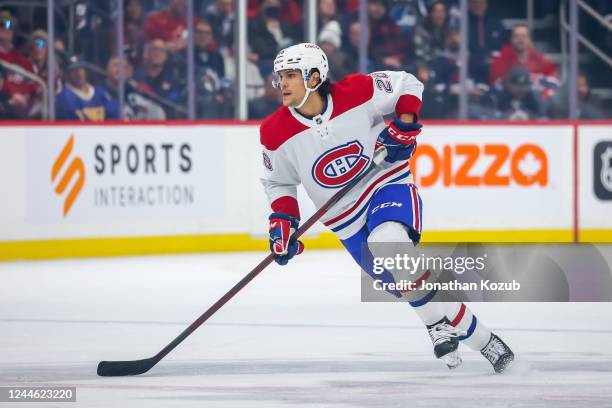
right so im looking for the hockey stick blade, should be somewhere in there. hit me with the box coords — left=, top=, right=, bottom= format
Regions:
left=97, top=357, right=157, bottom=376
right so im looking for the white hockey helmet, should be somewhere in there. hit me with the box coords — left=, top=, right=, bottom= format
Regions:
left=272, top=43, right=329, bottom=90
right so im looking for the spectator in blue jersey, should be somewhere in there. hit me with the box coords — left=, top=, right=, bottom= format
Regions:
left=134, top=38, right=183, bottom=110
left=56, top=55, right=119, bottom=121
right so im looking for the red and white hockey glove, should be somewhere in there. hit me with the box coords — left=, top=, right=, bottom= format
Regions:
left=269, top=213, right=304, bottom=266
left=376, top=119, right=422, bottom=163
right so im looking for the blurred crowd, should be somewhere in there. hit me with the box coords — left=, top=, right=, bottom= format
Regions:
left=0, top=0, right=610, bottom=121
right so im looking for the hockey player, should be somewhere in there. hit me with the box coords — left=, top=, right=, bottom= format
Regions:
left=260, top=43, right=514, bottom=373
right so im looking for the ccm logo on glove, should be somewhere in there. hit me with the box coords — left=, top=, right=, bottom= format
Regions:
left=268, top=212, right=304, bottom=265
left=386, top=120, right=422, bottom=145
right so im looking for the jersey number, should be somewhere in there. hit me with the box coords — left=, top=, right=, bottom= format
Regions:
left=375, top=79, right=393, bottom=93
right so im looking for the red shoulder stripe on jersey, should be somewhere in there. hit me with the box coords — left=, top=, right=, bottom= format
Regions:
left=271, top=196, right=301, bottom=218
left=395, top=94, right=422, bottom=118
left=260, top=106, right=308, bottom=151
left=330, top=73, right=374, bottom=120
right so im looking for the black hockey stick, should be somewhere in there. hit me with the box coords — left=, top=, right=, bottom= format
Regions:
left=97, top=147, right=388, bottom=377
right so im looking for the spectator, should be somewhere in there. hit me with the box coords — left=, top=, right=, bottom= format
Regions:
left=203, top=0, right=235, bottom=52
left=490, top=24, right=556, bottom=83
left=318, top=0, right=343, bottom=48
left=27, top=30, right=61, bottom=118
left=413, top=62, right=451, bottom=119
left=412, top=1, right=451, bottom=66
left=388, top=0, right=424, bottom=33
left=468, top=0, right=506, bottom=83
left=113, top=0, right=147, bottom=66
left=143, top=0, right=200, bottom=52
left=56, top=55, right=119, bottom=121
left=69, top=1, right=115, bottom=67
left=29, top=30, right=62, bottom=91
left=248, top=0, right=298, bottom=75
left=319, top=24, right=351, bottom=81
left=249, top=74, right=281, bottom=118
left=134, top=39, right=183, bottom=107
left=0, top=65, right=18, bottom=119
left=493, top=66, right=543, bottom=120
left=193, top=20, right=230, bottom=118
left=279, top=0, right=302, bottom=26
left=489, top=24, right=558, bottom=98
left=194, top=20, right=225, bottom=79
left=0, top=11, right=37, bottom=118
left=341, top=0, right=359, bottom=14
left=429, top=27, right=459, bottom=98
left=547, top=73, right=607, bottom=120
left=344, top=20, right=372, bottom=73
left=101, top=55, right=167, bottom=120
left=248, top=0, right=302, bottom=25
left=366, top=0, right=408, bottom=70
left=223, top=42, right=264, bottom=101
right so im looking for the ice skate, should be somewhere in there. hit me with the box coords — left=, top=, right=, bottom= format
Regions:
left=427, top=317, right=466, bottom=369
left=480, top=333, right=514, bottom=373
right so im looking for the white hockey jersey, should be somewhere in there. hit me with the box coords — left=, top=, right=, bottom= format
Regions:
left=260, top=71, right=424, bottom=240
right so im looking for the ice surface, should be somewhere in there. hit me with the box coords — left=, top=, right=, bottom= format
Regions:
left=1, top=250, right=612, bottom=407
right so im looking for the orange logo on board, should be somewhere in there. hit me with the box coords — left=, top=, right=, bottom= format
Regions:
left=410, top=143, right=548, bottom=187
left=51, top=134, right=85, bottom=216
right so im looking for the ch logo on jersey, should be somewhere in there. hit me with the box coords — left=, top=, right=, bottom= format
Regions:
left=311, top=141, right=370, bottom=188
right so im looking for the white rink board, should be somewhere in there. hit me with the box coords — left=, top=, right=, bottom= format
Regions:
left=413, top=125, right=573, bottom=231
left=0, top=124, right=575, bottom=242
left=0, top=125, right=267, bottom=241
left=578, top=125, right=612, bottom=230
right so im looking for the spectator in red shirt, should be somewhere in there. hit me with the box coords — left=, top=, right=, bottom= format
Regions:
left=27, top=30, right=62, bottom=118
left=0, top=12, right=37, bottom=117
left=490, top=24, right=557, bottom=86
left=29, top=30, right=62, bottom=91
left=143, top=0, right=200, bottom=52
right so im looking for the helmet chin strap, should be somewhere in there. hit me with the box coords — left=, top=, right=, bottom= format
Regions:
left=294, top=78, right=322, bottom=110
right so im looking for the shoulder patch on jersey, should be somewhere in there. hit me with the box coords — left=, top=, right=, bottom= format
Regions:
left=330, top=73, right=374, bottom=120
left=260, top=106, right=309, bottom=151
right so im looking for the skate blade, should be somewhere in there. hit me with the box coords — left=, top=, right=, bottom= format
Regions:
left=440, top=349, right=462, bottom=369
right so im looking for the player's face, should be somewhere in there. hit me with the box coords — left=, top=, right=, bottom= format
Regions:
left=277, top=69, right=306, bottom=107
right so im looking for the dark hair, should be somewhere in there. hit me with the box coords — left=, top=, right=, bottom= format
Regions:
left=426, top=1, right=448, bottom=30
left=309, top=68, right=332, bottom=98
left=317, top=78, right=332, bottom=98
